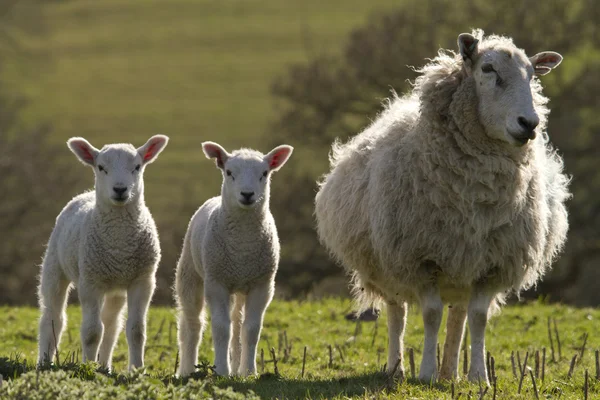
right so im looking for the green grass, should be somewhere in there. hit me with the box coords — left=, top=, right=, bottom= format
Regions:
left=3, top=0, right=400, bottom=215
left=1, top=299, right=599, bottom=398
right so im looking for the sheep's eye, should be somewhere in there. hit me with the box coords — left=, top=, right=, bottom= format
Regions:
left=226, top=170, right=232, bottom=176
left=98, top=165, right=106, bottom=173
left=481, top=63, right=495, bottom=73
left=134, top=164, right=141, bottom=172
left=262, top=171, right=268, bottom=177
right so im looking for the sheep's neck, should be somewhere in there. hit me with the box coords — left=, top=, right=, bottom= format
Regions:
left=93, top=197, right=146, bottom=221
left=218, top=200, right=269, bottom=232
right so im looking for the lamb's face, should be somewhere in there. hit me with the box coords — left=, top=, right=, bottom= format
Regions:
left=223, top=154, right=271, bottom=209
left=67, top=135, right=169, bottom=207
left=202, top=142, right=293, bottom=210
left=458, top=33, right=562, bottom=147
left=94, top=145, right=145, bottom=206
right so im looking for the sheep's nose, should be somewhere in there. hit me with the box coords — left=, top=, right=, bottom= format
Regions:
left=113, top=187, right=127, bottom=195
left=518, top=116, right=539, bottom=138
left=241, top=191, right=254, bottom=201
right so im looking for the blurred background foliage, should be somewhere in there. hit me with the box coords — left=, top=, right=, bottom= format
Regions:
left=0, top=0, right=598, bottom=306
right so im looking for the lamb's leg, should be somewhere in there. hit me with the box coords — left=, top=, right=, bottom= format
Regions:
left=230, top=293, right=245, bottom=376
left=37, top=258, right=70, bottom=365
left=239, top=280, right=274, bottom=377
left=126, top=275, right=155, bottom=371
left=205, top=280, right=232, bottom=376
left=439, top=304, right=467, bottom=380
left=467, top=290, right=493, bottom=385
left=79, top=282, right=104, bottom=364
left=176, top=267, right=205, bottom=377
left=98, top=292, right=127, bottom=370
left=386, top=300, right=407, bottom=377
left=419, top=287, right=443, bottom=382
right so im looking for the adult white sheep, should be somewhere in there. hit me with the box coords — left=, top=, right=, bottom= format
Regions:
left=37, top=135, right=169, bottom=371
left=315, top=30, right=569, bottom=384
left=175, top=142, right=293, bottom=377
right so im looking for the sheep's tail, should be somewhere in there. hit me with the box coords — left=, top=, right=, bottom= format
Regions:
left=349, top=272, right=383, bottom=313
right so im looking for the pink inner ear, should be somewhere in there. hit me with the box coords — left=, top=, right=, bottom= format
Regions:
left=79, top=143, right=94, bottom=162
left=269, top=148, right=290, bottom=169
left=269, top=153, right=281, bottom=169
left=143, top=142, right=158, bottom=161
left=204, top=144, right=224, bottom=167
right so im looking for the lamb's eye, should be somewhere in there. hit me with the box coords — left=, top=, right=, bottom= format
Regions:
left=134, top=164, right=141, bottom=172
left=481, top=63, right=495, bottom=73
left=98, top=165, right=106, bottom=173
left=262, top=171, right=268, bottom=177
left=226, top=170, right=232, bottom=176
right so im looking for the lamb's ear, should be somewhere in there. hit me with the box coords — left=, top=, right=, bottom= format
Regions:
left=138, top=135, right=169, bottom=165
left=458, top=33, right=479, bottom=68
left=67, top=137, right=99, bottom=166
left=264, top=145, right=293, bottom=171
left=530, top=51, right=563, bottom=76
left=202, top=141, right=229, bottom=169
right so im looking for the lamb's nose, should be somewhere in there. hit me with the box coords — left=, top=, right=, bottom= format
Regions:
left=518, top=116, right=539, bottom=138
left=241, top=191, right=254, bottom=201
left=113, top=187, right=127, bottom=195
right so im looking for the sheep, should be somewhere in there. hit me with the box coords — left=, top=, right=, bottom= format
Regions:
left=37, top=135, right=169, bottom=371
left=315, top=29, right=569, bottom=384
left=175, top=141, right=293, bottom=377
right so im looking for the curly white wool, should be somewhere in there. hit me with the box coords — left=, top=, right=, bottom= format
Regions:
left=37, top=135, right=168, bottom=371
left=175, top=141, right=293, bottom=377
left=315, top=30, right=569, bottom=384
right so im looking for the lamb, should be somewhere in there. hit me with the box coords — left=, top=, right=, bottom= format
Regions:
left=315, top=30, right=569, bottom=384
left=175, top=141, right=293, bottom=377
left=37, top=135, right=169, bottom=371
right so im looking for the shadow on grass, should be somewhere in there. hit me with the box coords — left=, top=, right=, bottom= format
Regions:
left=216, top=372, right=449, bottom=399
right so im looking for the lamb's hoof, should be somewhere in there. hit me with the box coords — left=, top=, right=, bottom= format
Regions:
left=418, top=371, right=438, bottom=384
left=467, top=370, right=490, bottom=386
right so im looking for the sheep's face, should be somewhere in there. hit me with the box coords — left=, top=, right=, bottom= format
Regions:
left=67, top=135, right=169, bottom=207
left=458, top=33, right=562, bottom=147
left=202, top=142, right=293, bottom=210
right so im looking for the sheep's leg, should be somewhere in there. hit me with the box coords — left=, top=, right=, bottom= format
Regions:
left=386, top=300, right=407, bottom=377
left=176, top=268, right=205, bottom=377
left=79, top=282, right=104, bottom=364
left=230, top=293, right=245, bottom=376
left=126, top=275, right=155, bottom=371
left=37, top=259, right=70, bottom=365
left=240, top=280, right=274, bottom=377
left=419, top=287, right=443, bottom=382
left=467, top=290, right=493, bottom=385
left=205, top=280, right=232, bottom=376
left=439, top=304, right=467, bottom=380
left=98, top=292, right=127, bottom=370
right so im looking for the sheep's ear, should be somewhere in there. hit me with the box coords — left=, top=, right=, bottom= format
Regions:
left=530, top=51, right=563, bottom=76
left=458, top=33, right=479, bottom=65
left=264, top=145, right=293, bottom=171
left=202, top=141, right=229, bottom=169
left=138, top=135, right=169, bottom=165
left=67, top=137, right=99, bottom=166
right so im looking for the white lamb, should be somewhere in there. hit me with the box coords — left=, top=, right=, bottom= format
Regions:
left=175, top=141, right=293, bottom=377
left=315, top=30, right=569, bottom=384
left=37, top=135, right=169, bottom=371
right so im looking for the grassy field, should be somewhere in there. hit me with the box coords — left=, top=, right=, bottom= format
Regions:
left=3, top=0, right=400, bottom=213
left=1, top=299, right=599, bottom=398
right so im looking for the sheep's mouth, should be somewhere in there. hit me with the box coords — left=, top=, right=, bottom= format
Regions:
left=238, top=199, right=256, bottom=207
left=111, top=196, right=130, bottom=205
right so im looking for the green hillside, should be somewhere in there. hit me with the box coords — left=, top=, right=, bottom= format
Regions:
left=4, top=0, right=399, bottom=209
